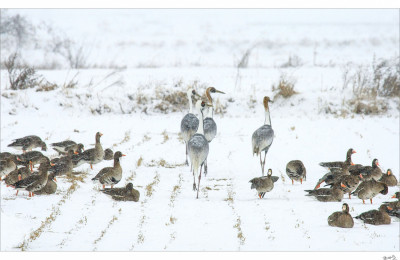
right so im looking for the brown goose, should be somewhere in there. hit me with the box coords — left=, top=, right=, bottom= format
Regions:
left=319, top=148, right=356, bottom=170
left=314, top=168, right=350, bottom=189
left=305, top=182, right=348, bottom=202
left=349, top=158, right=382, bottom=181
left=0, top=157, right=17, bottom=178
left=49, top=150, right=74, bottom=176
left=351, top=178, right=388, bottom=204
left=76, top=132, right=104, bottom=169
left=8, top=135, right=47, bottom=152
left=328, top=203, right=354, bottom=228
left=0, top=152, right=18, bottom=163
left=3, top=166, right=31, bottom=186
left=33, top=173, right=57, bottom=195
left=382, top=192, right=400, bottom=218
left=355, top=205, right=392, bottom=225
left=286, top=160, right=306, bottom=185
left=16, top=151, right=46, bottom=172
left=12, top=157, right=53, bottom=197
left=378, top=169, right=398, bottom=186
left=323, top=174, right=363, bottom=199
left=249, top=168, right=279, bottom=199
left=51, top=140, right=84, bottom=155
left=104, top=148, right=114, bottom=160
left=91, top=151, right=125, bottom=189
left=101, top=183, right=140, bottom=202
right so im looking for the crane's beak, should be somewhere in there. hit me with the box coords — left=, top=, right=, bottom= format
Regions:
left=215, top=89, right=225, bottom=94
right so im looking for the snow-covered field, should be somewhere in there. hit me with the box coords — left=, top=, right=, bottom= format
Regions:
left=0, top=9, right=399, bottom=251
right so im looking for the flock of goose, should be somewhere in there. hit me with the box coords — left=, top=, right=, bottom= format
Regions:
left=1, top=86, right=399, bottom=229
left=0, top=133, right=139, bottom=201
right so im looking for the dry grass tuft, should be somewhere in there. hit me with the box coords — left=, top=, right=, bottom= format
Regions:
left=145, top=173, right=160, bottom=197
left=272, top=74, right=298, bottom=99
left=136, top=157, right=143, bottom=167
left=161, top=130, right=169, bottom=144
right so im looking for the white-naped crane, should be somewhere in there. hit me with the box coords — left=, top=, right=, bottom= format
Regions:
left=180, top=88, right=202, bottom=165
left=252, top=96, right=274, bottom=175
left=203, top=87, right=225, bottom=175
left=188, top=100, right=211, bottom=199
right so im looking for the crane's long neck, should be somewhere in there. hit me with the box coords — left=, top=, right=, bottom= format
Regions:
left=207, top=104, right=213, bottom=118
left=188, top=92, right=193, bottom=114
left=197, top=110, right=205, bottom=135
left=264, top=108, right=271, bottom=126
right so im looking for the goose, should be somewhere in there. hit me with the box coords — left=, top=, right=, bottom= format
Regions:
left=49, top=150, right=75, bottom=176
left=323, top=174, right=363, bottom=199
left=328, top=203, right=354, bottom=228
left=0, top=157, right=17, bottom=178
left=305, top=182, right=348, bottom=202
left=180, top=88, right=202, bottom=165
left=33, top=173, right=57, bottom=195
left=382, top=192, right=400, bottom=218
left=104, top=148, right=114, bottom=160
left=51, top=140, right=84, bottom=155
left=188, top=100, right=210, bottom=199
left=355, top=205, right=392, bottom=225
left=13, top=157, right=53, bottom=197
left=8, top=135, right=47, bottom=153
left=249, top=168, right=279, bottom=199
left=378, top=169, right=398, bottom=186
left=252, top=96, right=274, bottom=175
left=16, top=151, right=46, bottom=172
left=351, top=178, right=388, bottom=204
left=101, top=183, right=140, bottom=202
left=286, top=160, right=306, bottom=185
left=3, top=166, right=31, bottom=187
left=76, top=132, right=104, bottom=169
left=349, top=158, right=382, bottom=181
left=91, top=151, right=125, bottom=189
left=319, top=148, right=356, bottom=170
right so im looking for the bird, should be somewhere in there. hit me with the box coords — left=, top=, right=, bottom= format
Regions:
left=249, top=168, right=279, bottom=199
left=49, top=150, right=75, bottom=176
left=8, top=135, right=47, bottom=153
left=305, top=182, right=348, bottom=202
left=101, top=183, right=140, bottom=202
left=180, top=88, right=202, bottom=166
left=51, top=140, right=84, bottom=155
left=252, top=96, right=274, bottom=175
left=382, top=192, right=400, bottom=218
left=351, top=178, right=388, bottom=204
left=91, top=151, right=125, bottom=189
left=328, top=203, right=354, bottom=228
left=188, top=100, right=210, bottom=199
left=349, top=158, right=382, bottom=181
left=0, top=157, right=17, bottom=179
left=202, top=87, right=225, bottom=175
left=76, top=132, right=104, bottom=169
left=323, top=174, right=363, bottom=199
left=33, top=172, right=57, bottom=195
left=319, top=148, right=356, bottom=170
left=12, top=157, right=53, bottom=197
left=103, top=148, right=114, bottom=160
left=286, top=160, right=306, bottom=185
left=16, top=151, right=46, bottom=172
left=378, top=169, right=398, bottom=186
left=355, top=205, right=392, bottom=225
left=3, top=166, right=31, bottom=187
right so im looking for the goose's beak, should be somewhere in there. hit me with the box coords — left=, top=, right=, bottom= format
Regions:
left=359, top=174, right=363, bottom=179
left=392, top=194, right=396, bottom=198
left=387, top=206, right=393, bottom=210
left=341, top=183, right=348, bottom=188
left=99, top=133, right=103, bottom=137
left=50, top=163, right=55, bottom=166
left=54, top=177, right=57, bottom=182
left=74, top=151, right=79, bottom=154
left=352, top=150, right=356, bottom=154
left=122, top=154, right=126, bottom=157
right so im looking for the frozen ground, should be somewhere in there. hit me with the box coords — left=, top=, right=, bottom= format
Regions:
left=0, top=9, right=399, bottom=251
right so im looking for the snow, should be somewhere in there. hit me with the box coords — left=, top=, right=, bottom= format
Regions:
left=0, top=9, right=399, bottom=251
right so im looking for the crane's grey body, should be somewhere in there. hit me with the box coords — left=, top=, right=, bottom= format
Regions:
left=203, top=117, right=217, bottom=142
left=188, top=100, right=210, bottom=199
left=181, top=89, right=201, bottom=165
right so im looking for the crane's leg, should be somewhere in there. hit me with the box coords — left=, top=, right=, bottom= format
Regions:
left=259, top=153, right=263, bottom=175
left=193, top=169, right=197, bottom=191
left=262, top=151, right=267, bottom=175
left=185, top=142, right=189, bottom=166
left=197, top=164, right=203, bottom=199
left=204, top=158, right=208, bottom=176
